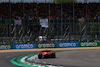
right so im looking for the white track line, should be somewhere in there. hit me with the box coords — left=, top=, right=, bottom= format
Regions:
left=21, top=55, right=63, bottom=67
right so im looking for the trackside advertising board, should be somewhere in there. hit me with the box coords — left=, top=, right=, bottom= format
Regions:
left=0, top=44, right=13, bottom=50
left=36, top=43, right=56, bottom=48
left=13, top=43, right=36, bottom=49
left=79, top=42, right=99, bottom=47
left=57, top=42, right=79, bottom=48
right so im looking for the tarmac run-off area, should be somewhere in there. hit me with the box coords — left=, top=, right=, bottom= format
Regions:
left=0, top=47, right=100, bottom=67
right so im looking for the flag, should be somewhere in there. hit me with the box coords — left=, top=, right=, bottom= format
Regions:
left=14, top=19, right=22, bottom=25
left=78, top=18, right=82, bottom=22
left=82, top=18, right=85, bottom=23
left=40, top=19, right=48, bottom=28
left=78, top=18, right=85, bottom=23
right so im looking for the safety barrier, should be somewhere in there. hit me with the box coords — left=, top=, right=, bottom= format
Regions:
left=0, top=42, right=100, bottom=50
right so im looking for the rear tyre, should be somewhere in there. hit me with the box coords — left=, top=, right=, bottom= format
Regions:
left=38, top=54, right=42, bottom=59
left=52, top=53, right=56, bottom=58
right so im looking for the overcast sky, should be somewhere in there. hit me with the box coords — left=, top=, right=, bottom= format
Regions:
left=0, top=0, right=100, bottom=3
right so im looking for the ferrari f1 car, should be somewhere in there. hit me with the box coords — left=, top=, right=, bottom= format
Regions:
left=38, top=50, right=56, bottom=59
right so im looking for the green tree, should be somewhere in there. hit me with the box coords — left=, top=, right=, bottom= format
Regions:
left=53, top=0, right=77, bottom=3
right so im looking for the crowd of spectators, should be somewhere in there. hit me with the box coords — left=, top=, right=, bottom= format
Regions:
left=0, top=2, right=100, bottom=19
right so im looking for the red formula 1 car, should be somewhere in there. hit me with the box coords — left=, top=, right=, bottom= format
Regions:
left=38, top=50, right=56, bottom=59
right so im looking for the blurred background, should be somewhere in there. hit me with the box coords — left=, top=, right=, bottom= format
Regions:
left=0, top=0, right=100, bottom=44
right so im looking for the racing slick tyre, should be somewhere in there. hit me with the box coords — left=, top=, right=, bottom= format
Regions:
left=38, top=54, right=42, bottom=59
left=52, top=53, right=56, bottom=58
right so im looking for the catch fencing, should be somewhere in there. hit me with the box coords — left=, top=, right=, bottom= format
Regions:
left=0, top=19, right=100, bottom=44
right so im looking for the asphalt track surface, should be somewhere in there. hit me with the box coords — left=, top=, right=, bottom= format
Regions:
left=1, top=47, right=100, bottom=67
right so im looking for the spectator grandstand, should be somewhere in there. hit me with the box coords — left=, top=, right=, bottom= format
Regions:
left=0, top=1, right=100, bottom=44
left=0, top=2, right=100, bottom=19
